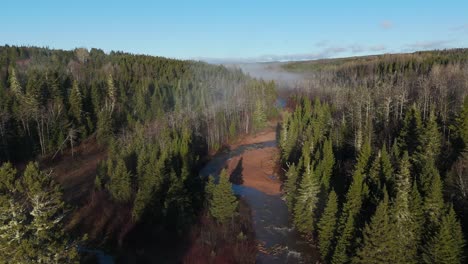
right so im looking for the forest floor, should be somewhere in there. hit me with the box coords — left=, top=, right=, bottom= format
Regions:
left=41, top=136, right=107, bottom=204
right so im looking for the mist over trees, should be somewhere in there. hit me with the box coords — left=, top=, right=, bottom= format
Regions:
left=1, top=45, right=467, bottom=263
left=278, top=49, right=468, bottom=263
left=0, top=45, right=276, bottom=262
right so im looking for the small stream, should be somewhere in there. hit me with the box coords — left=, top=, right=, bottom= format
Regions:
left=199, top=140, right=317, bottom=263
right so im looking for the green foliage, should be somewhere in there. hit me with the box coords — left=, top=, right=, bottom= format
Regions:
left=0, top=162, right=78, bottom=263
left=107, top=159, right=132, bottom=202
left=319, top=138, right=335, bottom=190
left=278, top=58, right=468, bottom=264
left=69, top=80, right=82, bottom=123
left=293, top=164, right=320, bottom=234
left=253, top=100, right=267, bottom=132
left=332, top=143, right=371, bottom=264
left=317, top=190, right=338, bottom=262
left=423, top=206, right=466, bottom=264
left=0, top=46, right=278, bottom=162
left=398, top=105, right=423, bottom=156
left=354, top=191, right=397, bottom=264
left=392, top=152, right=418, bottom=263
left=417, top=110, right=441, bottom=162
left=453, top=96, right=468, bottom=152
left=209, top=169, right=238, bottom=224
left=332, top=212, right=357, bottom=264
left=410, top=180, right=425, bottom=252
left=424, top=172, right=445, bottom=229
left=96, top=109, right=112, bottom=144
left=284, top=163, right=299, bottom=211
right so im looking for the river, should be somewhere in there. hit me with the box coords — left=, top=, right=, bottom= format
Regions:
left=199, top=135, right=317, bottom=263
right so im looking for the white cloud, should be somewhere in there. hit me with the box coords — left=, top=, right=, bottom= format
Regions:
left=451, top=24, right=468, bottom=32
left=380, top=20, right=393, bottom=29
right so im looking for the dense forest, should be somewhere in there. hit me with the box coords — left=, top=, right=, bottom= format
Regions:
left=0, top=45, right=467, bottom=263
left=0, top=45, right=276, bottom=263
left=279, top=49, right=468, bottom=263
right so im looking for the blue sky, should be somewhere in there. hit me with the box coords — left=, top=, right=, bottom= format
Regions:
left=2, top=0, right=468, bottom=61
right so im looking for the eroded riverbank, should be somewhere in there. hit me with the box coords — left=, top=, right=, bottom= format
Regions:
left=200, top=126, right=318, bottom=263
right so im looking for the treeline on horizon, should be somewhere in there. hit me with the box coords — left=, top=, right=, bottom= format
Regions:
left=279, top=48, right=468, bottom=263
left=0, top=45, right=275, bottom=263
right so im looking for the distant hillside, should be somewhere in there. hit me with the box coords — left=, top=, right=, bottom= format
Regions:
left=282, top=48, right=468, bottom=76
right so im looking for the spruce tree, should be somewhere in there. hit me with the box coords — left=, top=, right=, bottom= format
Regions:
left=419, top=156, right=439, bottom=196
left=320, top=138, right=335, bottom=190
left=397, top=105, right=423, bottom=156
left=394, top=152, right=411, bottom=220
left=293, top=163, right=320, bottom=234
left=410, top=180, right=425, bottom=254
left=454, top=96, right=468, bottom=151
left=205, top=175, right=216, bottom=202
left=284, top=163, right=299, bottom=211
left=209, top=169, right=238, bottom=224
left=96, top=109, right=112, bottom=144
left=424, top=172, right=444, bottom=229
left=417, top=110, right=441, bottom=163
left=354, top=190, right=397, bottom=264
left=367, top=154, right=382, bottom=206
left=253, top=100, right=267, bottom=132
left=332, top=213, right=356, bottom=264
left=332, top=142, right=370, bottom=264
left=393, top=152, right=417, bottom=263
left=317, top=190, right=338, bottom=262
left=380, top=144, right=394, bottom=192
left=107, top=159, right=132, bottom=202
left=0, top=162, right=79, bottom=263
left=8, top=67, right=23, bottom=97
left=69, top=80, right=82, bottom=123
left=423, top=206, right=466, bottom=264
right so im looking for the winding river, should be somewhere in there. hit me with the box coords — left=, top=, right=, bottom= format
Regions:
left=199, top=137, right=317, bottom=263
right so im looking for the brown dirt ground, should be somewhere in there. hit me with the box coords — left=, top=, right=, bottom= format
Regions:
left=226, top=124, right=282, bottom=196
left=229, top=121, right=277, bottom=149
left=40, top=136, right=107, bottom=204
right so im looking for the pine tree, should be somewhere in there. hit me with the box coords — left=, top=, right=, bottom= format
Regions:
left=209, top=169, right=238, bottom=224
left=320, top=138, right=335, bottom=190
left=107, top=159, right=132, bottom=202
left=354, top=190, right=398, bottom=264
left=332, top=213, right=356, bottom=264
left=106, top=73, right=116, bottom=112
left=410, top=180, right=424, bottom=254
left=284, top=163, right=299, bottom=211
left=392, top=152, right=417, bottom=263
left=317, top=190, right=338, bottom=262
left=332, top=142, right=370, bottom=264
left=423, top=206, right=466, bottom=264
left=380, top=144, right=394, bottom=192
left=394, top=152, right=411, bottom=220
left=253, top=100, right=267, bottom=132
left=367, top=154, right=382, bottom=206
left=453, top=95, right=468, bottom=152
left=8, top=67, right=23, bottom=97
left=0, top=162, right=17, bottom=191
left=293, top=163, right=320, bottom=234
left=96, top=109, right=112, bottom=144
left=397, top=105, right=423, bottom=156
left=0, top=162, right=79, bottom=263
left=205, top=175, right=216, bottom=204
left=69, top=80, right=82, bottom=123
left=419, top=156, right=440, bottom=196
left=424, top=172, right=444, bottom=229
left=417, top=110, right=441, bottom=163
